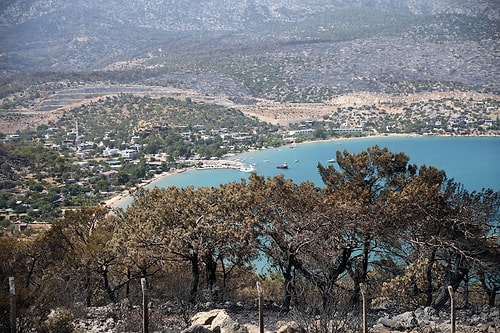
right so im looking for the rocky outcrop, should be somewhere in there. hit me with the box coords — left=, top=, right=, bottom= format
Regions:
left=377, top=311, right=419, bottom=330
left=373, top=306, right=500, bottom=333
left=68, top=302, right=499, bottom=333
left=181, top=309, right=307, bottom=333
left=179, top=305, right=500, bottom=333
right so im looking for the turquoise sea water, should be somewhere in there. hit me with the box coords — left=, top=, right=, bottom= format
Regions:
left=121, top=136, right=499, bottom=274
left=148, top=136, right=500, bottom=192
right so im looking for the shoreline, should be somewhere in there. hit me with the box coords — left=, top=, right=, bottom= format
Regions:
left=105, top=133, right=499, bottom=210
left=105, top=160, right=245, bottom=209
left=105, top=169, right=187, bottom=209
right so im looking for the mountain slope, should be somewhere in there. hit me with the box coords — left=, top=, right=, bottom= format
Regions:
left=1, top=0, right=498, bottom=72
left=0, top=0, right=498, bottom=102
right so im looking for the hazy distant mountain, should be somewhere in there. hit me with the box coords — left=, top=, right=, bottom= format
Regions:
left=0, top=0, right=497, bottom=70
left=1, top=0, right=497, bottom=29
left=0, top=0, right=498, bottom=98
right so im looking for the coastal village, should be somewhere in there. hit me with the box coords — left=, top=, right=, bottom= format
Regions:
left=0, top=87, right=499, bottom=234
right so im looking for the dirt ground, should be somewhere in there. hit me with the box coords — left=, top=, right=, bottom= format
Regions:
left=0, top=91, right=498, bottom=134
left=237, top=91, right=500, bottom=126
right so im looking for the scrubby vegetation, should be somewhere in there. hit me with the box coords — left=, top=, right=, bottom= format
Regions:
left=1, top=146, right=498, bottom=331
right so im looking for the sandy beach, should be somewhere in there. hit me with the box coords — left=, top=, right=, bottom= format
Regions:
left=104, top=169, right=180, bottom=209
left=104, top=159, right=246, bottom=209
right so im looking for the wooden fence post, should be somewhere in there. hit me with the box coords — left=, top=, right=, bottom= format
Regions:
left=360, top=283, right=368, bottom=333
left=447, top=286, right=455, bottom=333
left=9, top=277, right=16, bottom=333
left=256, top=281, right=264, bottom=333
left=141, top=278, right=149, bottom=333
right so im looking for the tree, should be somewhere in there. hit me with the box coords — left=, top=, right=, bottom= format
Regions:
left=249, top=174, right=333, bottom=312
left=194, top=182, right=260, bottom=301
left=317, top=145, right=413, bottom=305
left=373, top=163, right=500, bottom=308
left=117, top=183, right=259, bottom=303
left=113, top=188, right=171, bottom=298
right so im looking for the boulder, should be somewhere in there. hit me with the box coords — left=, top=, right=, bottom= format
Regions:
left=276, top=320, right=306, bottom=333
left=191, top=309, right=225, bottom=326
left=378, top=311, right=417, bottom=330
left=211, top=309, right=247, bottom=333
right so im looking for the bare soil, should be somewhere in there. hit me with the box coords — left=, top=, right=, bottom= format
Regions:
left=237, top=91, right=500, bottom=126
left=0, top=90, right=498, bottom=134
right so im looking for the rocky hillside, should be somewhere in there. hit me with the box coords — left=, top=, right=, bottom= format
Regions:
left=0, top=0, right=498, bottom=73
left=0, top=0, right=498, bottom=106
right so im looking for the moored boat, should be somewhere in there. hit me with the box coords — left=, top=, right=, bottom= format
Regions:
left=276, top=162, right=288, bottom=169
left=239, top=164, right=256, bottom=173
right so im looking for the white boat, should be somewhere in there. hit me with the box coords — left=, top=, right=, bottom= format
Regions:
left=327, top=158, right=336, bottom=163
left=239, top=164, right=256, bottom=173
left=276, top=162, right=289, bottom=169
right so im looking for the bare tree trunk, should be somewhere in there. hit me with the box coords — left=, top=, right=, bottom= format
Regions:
left=190, top=253, right=200, bottom=303
left=25, top=256, right=38, bottom=289
left=351, top=238, right=371, bottom=306
left=126, top=268, right=131, bottom=300
left=102, top=265, right=116, bottom=303
left=462, top=271, right=470, bottom=307
left=433, top=267, right=468, bottom=310
left=425, top=249, right=437, bottom=307
left=204, top=253, right=218, bottom=301
left=479, top=271, right=498, bottom=307
left=281, top=259, right=295, bottom=313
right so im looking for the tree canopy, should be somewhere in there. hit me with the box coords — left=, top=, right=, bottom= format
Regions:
left=1, top=146, right=499, bottom=331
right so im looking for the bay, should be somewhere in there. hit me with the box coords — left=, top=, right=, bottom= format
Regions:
left=122, top=136, right=499, bottom=274
left=148, top=136, right=500, bottom=192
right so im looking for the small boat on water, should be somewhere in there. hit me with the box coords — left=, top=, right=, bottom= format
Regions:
left=327, top=158, right=336, bottom=163
left=276, top=162, right=288, bottom=169
left=239, top=164, right=256, bottom=173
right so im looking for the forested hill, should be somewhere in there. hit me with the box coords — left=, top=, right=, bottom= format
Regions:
left=0, top=0, right=498, bottom=74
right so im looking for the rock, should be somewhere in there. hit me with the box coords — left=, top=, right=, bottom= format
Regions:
left=243, top=323, right=276, bottom=333
left=378, top=317, right=398, bottom=329
left=378, top=311, right=417, bottom=330
left=394, top=311, right=418, bottom=329
left=67, top=301, right=500, bottom=333
left=276, top=320, right=306, bottom=333
left=180, top=324, right=213, bottom=333
left=191, top=309, right=225, bottom=326
left=211, top=309, right=248, bottom=333
left=423, top=306, right=439, bottom=321
left=371, top=324, right=391, bottom=333
left=243, top=323, right=265, bottom=333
